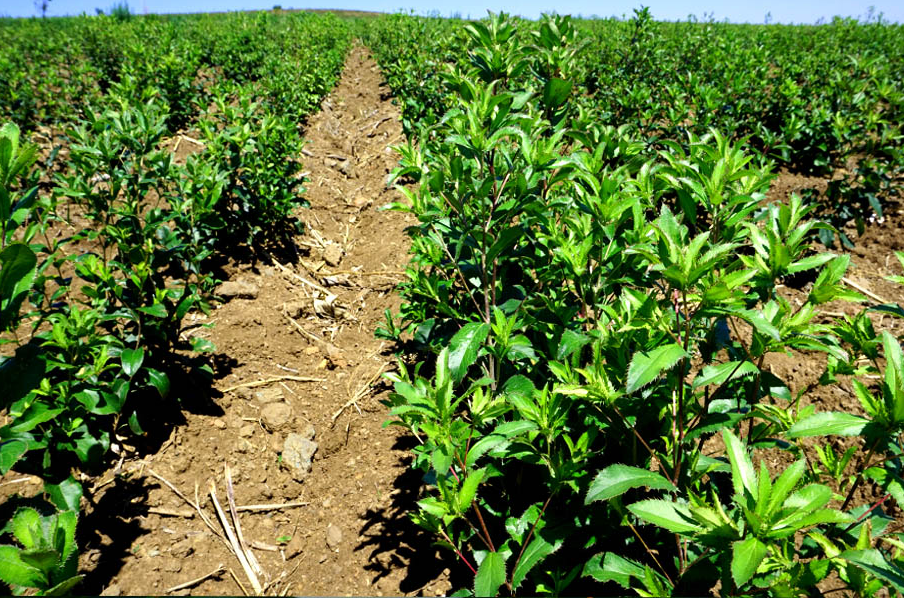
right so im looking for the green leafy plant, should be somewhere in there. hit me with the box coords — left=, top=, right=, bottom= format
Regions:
left=373, top=12, right=904, bottom=596
left=0, top=507, right=81, bottom=596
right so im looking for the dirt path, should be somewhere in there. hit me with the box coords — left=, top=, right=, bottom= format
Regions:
left=81, top=46, right=453, bottom=597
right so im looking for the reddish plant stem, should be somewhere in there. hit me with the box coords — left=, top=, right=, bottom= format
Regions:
left=843, top=493, right=891, bottom=533
left=439, top=528, right=477, bottom=575
left=512, top=494, right=552, bottom=577
left=472, top=503, right=496, bottom=553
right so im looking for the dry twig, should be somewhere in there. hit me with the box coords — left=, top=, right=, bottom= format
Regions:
left=165, top=565, right=225, bottom=593
left=268, top=254, right=332, bottom=295
left=228, top=568, right=249, bottom=596
left=225, top=465, right=265, bottom=578
left=210, top=481, right=263, bottom=595
left=236, top=500, right=310, bottom=512
left=148, top=507, right=195, bottom=518
left=842, top=276, right=890, bottom=304
left=223, top=376, right=325, bottom=393
left=332, top=360, right=388, bottom=423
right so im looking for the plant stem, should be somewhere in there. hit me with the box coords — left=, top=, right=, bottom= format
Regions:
left=627, top=521, right=673, bottom=586
left=841, top=438, right=880, bottom=511
left=472, top=502, right=496, bottom=553
left=842, top=493, right=891, bottom=533
left=439, top=527, right=477, bottom=575
left=511, top=494, right=553, bottom=579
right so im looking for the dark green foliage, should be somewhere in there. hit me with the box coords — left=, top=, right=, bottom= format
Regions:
left=367, top=12, right=904, bottom=596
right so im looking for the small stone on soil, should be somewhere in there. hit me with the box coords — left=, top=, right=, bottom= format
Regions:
left=326, top=523, right=342, bottom=550
left=239, top=423, right=256, bottom=438
left=261, top=402, right=294, bottom=430
left=281, top=433, right=318, bottom=481
left=170, top=538, right=194, bottom=559
left=286, top=534, right=305, bottom=559
left=255, top=387, right=284, bottom=404
left=212, top=418, right=227, bottom=430
left=171, top=456, right=190, bottom=474
left=215, top=280, right=259, bottom=300
left=164, top=559, right=182, bottom=573
left=284, top=300, right=307, bottom=319
left=322, top=244, right=343, bottom=267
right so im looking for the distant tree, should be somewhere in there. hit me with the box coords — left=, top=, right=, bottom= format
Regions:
left=34, top=0, right=50, bottom=17
left=109, top=1, right=132, bottom=21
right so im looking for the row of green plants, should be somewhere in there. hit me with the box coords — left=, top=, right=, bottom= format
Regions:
left=373, top=13, right=904, bottom=596
left=0, top=12, right=350, bottom=594
left=361, top=10, right=904, bottom=248
left=0, top=10, right=350, bottom=135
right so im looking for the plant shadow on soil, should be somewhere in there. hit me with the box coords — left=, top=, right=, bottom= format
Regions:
left=356, top=434, right=471, bottom=594
left=78, top=476, right=155, bottom=594
left=63, top=351, right=240, bottom=593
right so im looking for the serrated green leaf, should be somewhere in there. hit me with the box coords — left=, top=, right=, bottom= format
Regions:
left=582, top=552, right=645, bottom=589
left=586, top=464, right=677, bottom=504
left=864, top=467, right=904, bottom=508
left=626, top=343, right=688, bottom=394
left=448, top=322, right=489, bottom=384
left=786, top=412, right=870, bottom=438
left=692, top=361, right=759, bottom=389
left=20, top=548, right=60, bottom=577
left=723, top=429, right=757, bottom=499
left=764, top=459, right=805, bottom=518
left=0, top=439, right=29, bottom=475
left=628, top=499, right=701, bottom=534
left=474, top=551, right=507, bottom=597
left=556, top=329, right=590, bottom=361
left=432, top=442, right=452, bottom=476
left=0, top=544, right=44, bottom=587
left=783, top=484, right=832, bottom=513
left=458, top=468, right=485, bottom=513
left=43, top=574, right=83, bottom=596
left=840, top=549, right=904, bottom=592
left=512, top=534, right=561, bottom=590
left=10, top=508, right=42, bottom=549
left=466, top=421, right=536, bottom=467
left=882, top=330, right=904, bottom=424
left=732, top=536, right=768, bottom=588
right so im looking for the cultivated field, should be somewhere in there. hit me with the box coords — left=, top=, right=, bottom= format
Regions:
left=1, top=9, right=904, bottom=596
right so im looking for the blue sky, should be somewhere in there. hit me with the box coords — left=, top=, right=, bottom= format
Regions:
left=3, top=0, right=902, bottom=23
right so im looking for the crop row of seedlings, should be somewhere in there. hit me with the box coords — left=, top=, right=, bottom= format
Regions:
left=0, top=11, right=350, bottom=594
left=363, top=11, right=904, bottom=247
left=363, top=12, right=904, bottom=596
